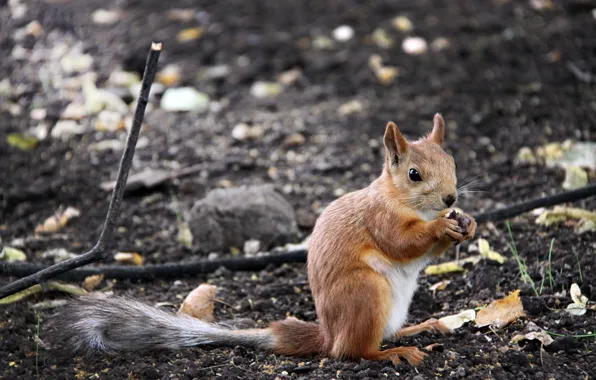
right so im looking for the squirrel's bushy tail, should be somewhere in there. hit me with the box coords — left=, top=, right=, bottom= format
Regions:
left=56, top=293, right=323, bottom=357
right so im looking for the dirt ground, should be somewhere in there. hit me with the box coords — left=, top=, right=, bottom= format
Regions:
left=1, top=0, right=595, bottom=379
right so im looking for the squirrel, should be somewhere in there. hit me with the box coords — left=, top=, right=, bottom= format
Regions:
left=57, top=113, right=476, bottom=367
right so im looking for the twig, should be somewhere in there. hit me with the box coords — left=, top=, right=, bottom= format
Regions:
left=566, top=62, right=594, bottom=83
left=0, top=42, right=162, bottom=299
left=1, top=183, right=594, bottom=282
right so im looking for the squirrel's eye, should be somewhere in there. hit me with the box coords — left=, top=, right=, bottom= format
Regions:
left=408, top=168, right=422, bottom=182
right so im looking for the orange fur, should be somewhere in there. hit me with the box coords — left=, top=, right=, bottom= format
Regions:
left=269, top=114, right=476, bottom=366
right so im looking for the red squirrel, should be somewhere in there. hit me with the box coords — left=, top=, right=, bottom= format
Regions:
left=58, top=114, right=476, bottom=366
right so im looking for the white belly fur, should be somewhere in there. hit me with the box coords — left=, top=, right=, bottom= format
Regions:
left=367, top=254, right=431, bottom=339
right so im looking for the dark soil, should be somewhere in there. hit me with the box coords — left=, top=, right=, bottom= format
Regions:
left=1, top=0, right=596, bottom=379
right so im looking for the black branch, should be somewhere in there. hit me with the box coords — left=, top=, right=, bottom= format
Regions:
left=0, top=42, right=162, bottom=299
left=1, top=183, right=594, bottom=283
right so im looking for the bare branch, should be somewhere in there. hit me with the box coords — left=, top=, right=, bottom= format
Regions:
left=0, top=42, right=162, bottom=299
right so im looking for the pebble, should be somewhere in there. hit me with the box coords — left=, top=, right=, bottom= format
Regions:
left=91, top=9, right=122, bottom=25
left=392, top=15, right=413, bottom=32
left=30, top=108, right=46, bottom=121
left=375, top=66, right=399, bottom=86
left=431, top=37, right=451, bottom=51
left=338, top=100, right=363, bottom=116
left=60, top=53, right=93, bottom=74
left=231, top=123, right=264, bottom=141
left=277, top=68, right=302, bottom=86
left=332, top=25, right=354, bottom=42
left=284, top=133, right=306, bottom=146
left=95, top=110, right=125, bottom=132
left=25, top=20, right=42, bottom=37
left=198, top=65, right=230, bottom=81
left=160, top=87, right=210, bottom=112
left=250, top=81, right=282, bottom=98
left=402, top=36, right=428, bottom=55
left=312, top=35, right=334, bottom=50
left=51, top=120, right=85, bottom=140
left=243, top=239, right=261, bottom=255
left=0, top=78, right=12, bottom=96
left=108, top=71, right=140, bottom=87
left=61, top=102, right=87, bottom=120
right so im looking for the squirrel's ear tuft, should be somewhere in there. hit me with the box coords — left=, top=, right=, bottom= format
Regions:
left=384, top=121, right=409, bottom=165
left=428, top=113, right=445, bottom=146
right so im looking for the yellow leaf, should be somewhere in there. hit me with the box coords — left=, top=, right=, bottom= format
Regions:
left=477, top=238, right=507, bottom=264
left=114, top=252, right=144, bottom=266
left=7, top=133, right=39, bottom=151
left=0, top=247, right=27, bottom=262
left=475, top=289, right=526, bottom=329
left=83, top=274, right=105, bottom=291
left=176, top=27, right=203, bottom=42
left=35, top=206, right=81, bottom=234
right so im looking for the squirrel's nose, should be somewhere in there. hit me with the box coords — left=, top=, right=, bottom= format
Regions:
left=443, top=194, right=457, bottom=207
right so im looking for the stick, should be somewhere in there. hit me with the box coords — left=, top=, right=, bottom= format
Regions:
left=0, top=42, right=162, bottom=299
left=1, top=183, right=594, bottom=282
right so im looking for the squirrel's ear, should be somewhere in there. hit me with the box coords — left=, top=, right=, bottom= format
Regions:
left=428, top=113, right=445, bottom=146
left=384, top=121, right=408, bottom=165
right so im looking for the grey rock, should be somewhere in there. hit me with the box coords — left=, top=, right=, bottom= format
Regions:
left=189, top=185, right=298, bottom=253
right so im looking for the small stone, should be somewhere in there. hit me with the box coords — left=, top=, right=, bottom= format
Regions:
left=333, top=188, right=346, bottom=197
left=375, top=66, right=399, bottom=86
left=89, top=139, right=125, bottom=152
left=0, top=78, right=12, bottom=96
left=250, top=81, right=282, bottom=98
left=189, top=185, right=298, bottom=253
left=91, top=9, right=122, bottom=25
left=372, top=28, right=393, bottom=49
left=198, top=65, right=230, bottom=81
left=431, top=37, right=450, bottom=51
left=243, top=239, right=261, bottom=255
left=108, top=71, right=140, bottom=87
left=231, top=123, right=264, bottom=141
left=95, top=110, right=125, bottom=132
left=392, top=16, right=413, bottom=32
left=157, top=64, right=182, bottom=87
left=338, top=100, right=363, bottom=116
left=402, top=36, right=428, bottom=55
left=60, top=53, right=93, bottom=74
left=332, top=25, right=354, bottom=42
left=30, top=108, right=46, bottom=121
left=25, top=20, right=42, bottom=37
left=277, top=68, right=302, bottom=86
left=284, top=133, right=306, bottom=146
left=61, top=103, right=87, bottom=120
left=312, top=35, right=334, bottom=50
left=51, top=120, right=85, bottom=140
left=562, top=166, right=588, bottom=190
left=160, top=87, right=210, bottom=112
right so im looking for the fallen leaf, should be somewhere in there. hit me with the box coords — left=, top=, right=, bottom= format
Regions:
left=475, top=290, right=526, bottom=329
left=566, top=283, right=589, bottom=316
left=429, top=280, right=450, bottom=293
left=478, top=238, right=507, bottom=264
left=439, top=309, right=476, bottom=331
left=562, top=166, right=588, bottom=190
left=0, top=282, right=87, bottom=305
left=511, top=331, right=554, bottom=346
left=535, top=206, right=596, bottom=234
left=7, top=133, right=39, bottom=151
left=424, top=256, right=482, bottom=275
left=177, top=27, right=203, bottom=42
left=178, top=284, right=217, bottom=321
left=114, top=252, right=144, bottom=266
left=0, top=247, right=27, bottom=262
left=35, top=206, right=81, bottom=234
left=83, top=274, right=105, bottom=291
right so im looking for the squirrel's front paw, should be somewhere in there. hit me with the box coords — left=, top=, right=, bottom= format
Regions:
left=432, top=218, right=463, bottom=243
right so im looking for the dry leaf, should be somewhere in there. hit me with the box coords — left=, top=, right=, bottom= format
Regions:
left=0, top=247, right=27, bottom=262
left=178, top=284, right=217, bottom=321
left=429, top=280, right=451, bottom=292
left=478, top=238, right=507, bottom=264
left=566, top=283, right=589, bottom=316
left=511, top=331, right=554, bottom=346
left=35, top=206, right=81, bottom=234
left=475, top=290, right=526, bottom=329
left=114, top=252, right=144, bottom=266
left=439, top=309, right=476, bottom=331
left=177, top=27, right=203, bottom=42
left=178, top=221, right=193, bottom=249
left=536, top=206, right=596, bottom=234
left=83, top=274, right=105, bottom=291
left=424, top=256, right=482, bottom=275
left=0, top=282, right=87, bottom=305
